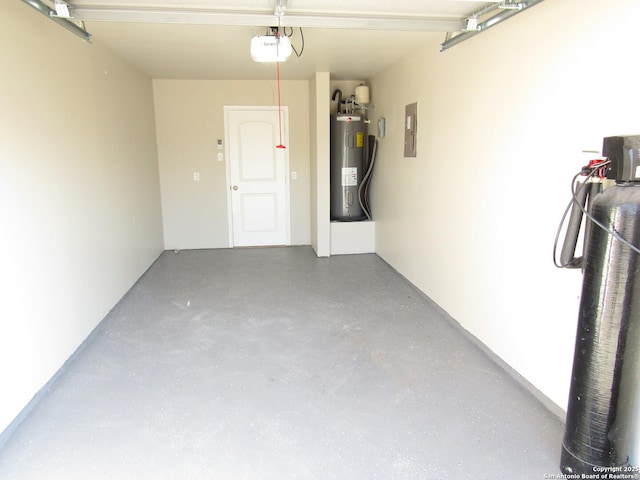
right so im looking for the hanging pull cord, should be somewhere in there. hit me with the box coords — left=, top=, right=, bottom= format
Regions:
left=275, top=33, right=286, bottom=149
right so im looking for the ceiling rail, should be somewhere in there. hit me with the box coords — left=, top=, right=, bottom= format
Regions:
left=72, top=6, right=463, bottom=32
left=441, top=0, right=544, bottom=52
left=21, top=0, right=92, bottom=42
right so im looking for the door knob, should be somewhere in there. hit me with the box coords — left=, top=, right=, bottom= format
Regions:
left=232, top=185, right=239, bottom=190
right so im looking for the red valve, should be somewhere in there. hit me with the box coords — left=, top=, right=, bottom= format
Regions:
left=583, top=159, right=607, bottom=178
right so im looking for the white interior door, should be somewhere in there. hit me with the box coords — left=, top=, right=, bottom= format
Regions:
left=225, top=107, right=290, bottom=247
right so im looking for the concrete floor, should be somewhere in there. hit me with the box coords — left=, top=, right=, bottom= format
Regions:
left=0, top=247, right=563, bottom=479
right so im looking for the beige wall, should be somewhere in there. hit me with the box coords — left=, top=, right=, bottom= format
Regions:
left=153, top=79, right=311, bottom=249
left=0, top=3, right=164, bottom=432
left=310, top=73, right=331, bottom=257
left=370, top=0, right=640, bottom=411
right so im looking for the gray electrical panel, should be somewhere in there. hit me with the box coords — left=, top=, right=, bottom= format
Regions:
left=404, top=102, right=417, bottom=157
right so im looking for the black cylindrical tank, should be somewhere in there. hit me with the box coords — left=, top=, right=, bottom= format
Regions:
left=561, top=182, right=640, bottom=475
left=330, top=115, right=366, bottom=221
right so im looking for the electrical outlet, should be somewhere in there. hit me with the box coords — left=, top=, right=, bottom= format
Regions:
left=193, top=172, right=200, bottom=181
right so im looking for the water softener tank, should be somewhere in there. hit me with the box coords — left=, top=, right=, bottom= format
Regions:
left=561, top=135, right=640, bottom=475
left=330, top=115, right=367, bottom=221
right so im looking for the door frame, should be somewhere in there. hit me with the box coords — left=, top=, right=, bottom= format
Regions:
left=223, top=105, right=291, bottom=247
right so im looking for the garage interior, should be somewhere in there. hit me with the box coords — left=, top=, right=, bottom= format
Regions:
left=1, top=0, right=638, bottom=478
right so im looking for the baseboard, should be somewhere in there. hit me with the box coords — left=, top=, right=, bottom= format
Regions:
left=376, top=254, right=567, bottom=423
left=0, top=250, right=165, bottom=449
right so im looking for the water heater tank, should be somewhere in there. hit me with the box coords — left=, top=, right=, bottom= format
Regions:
left=330, top=115, right=367, bottom=221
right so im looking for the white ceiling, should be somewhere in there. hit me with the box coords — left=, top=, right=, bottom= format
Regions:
left=66, top=0, right=493, bottom=80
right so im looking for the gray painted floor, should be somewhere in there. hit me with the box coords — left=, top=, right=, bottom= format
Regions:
left=0, top=247, right=563, bottom=479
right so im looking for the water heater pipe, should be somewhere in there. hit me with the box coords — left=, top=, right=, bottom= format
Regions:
left=358, top=138, right=378, bottom=220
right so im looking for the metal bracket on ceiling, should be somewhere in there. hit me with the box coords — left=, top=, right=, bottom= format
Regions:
left=441, top=0, right=544, bottom=52
left=53, top=0, right=72, bottom=18
left=274, top=0, right=288, bottom=19
left=21, top=0, right=92, bottom=42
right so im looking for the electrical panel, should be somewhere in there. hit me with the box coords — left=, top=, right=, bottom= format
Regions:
left=404, top=102, right=417, bottom=157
